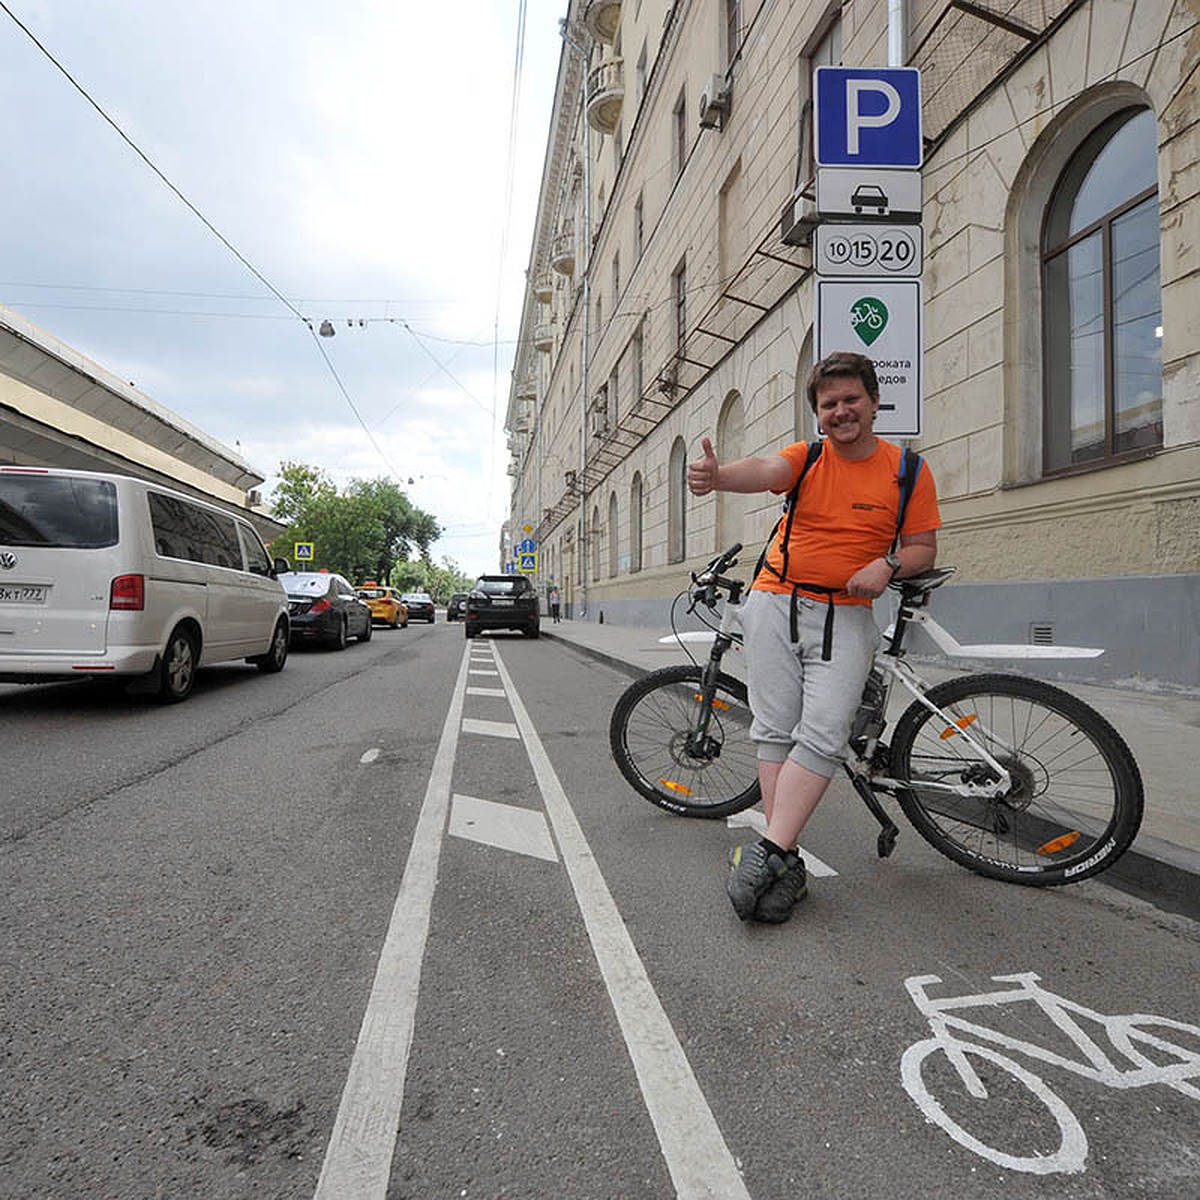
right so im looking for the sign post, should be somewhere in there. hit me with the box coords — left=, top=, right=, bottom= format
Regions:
left=811, top=66, right=925, bottom=436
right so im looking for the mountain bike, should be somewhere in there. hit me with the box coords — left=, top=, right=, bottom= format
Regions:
left=608, top=544, right=1144, bottom=886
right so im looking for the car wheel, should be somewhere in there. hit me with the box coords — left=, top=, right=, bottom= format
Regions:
left=157, top=625, right=197, bottom=703
left=359, top=616, right=372, bottom=642
left=254, top=618, right=289, bottom=673
left=524, top=625, right=541, bottom=639
left=330, top=616, right=348, bottom=651
left=464, top=623, right=477, bottom=639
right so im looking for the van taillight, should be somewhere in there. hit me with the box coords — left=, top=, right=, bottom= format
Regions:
left=110, top=574, right=145, bottom=610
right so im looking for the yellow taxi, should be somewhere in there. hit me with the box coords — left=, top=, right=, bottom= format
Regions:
left=355, top=582, right=409, bottom=628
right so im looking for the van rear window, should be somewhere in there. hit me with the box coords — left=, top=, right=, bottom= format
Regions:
left=0, top=476, right=119, bottom=548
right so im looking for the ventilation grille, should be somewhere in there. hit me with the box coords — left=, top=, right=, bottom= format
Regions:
left=1029, top=622, right=1055, bottom=646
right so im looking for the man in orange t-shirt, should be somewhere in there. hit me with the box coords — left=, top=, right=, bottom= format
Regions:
left=688, top=351, right=940, bottom=924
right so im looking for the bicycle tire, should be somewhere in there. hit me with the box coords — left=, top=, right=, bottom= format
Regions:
left=889, top=673, right=1143, bottom=885
left=609, top=665, right=761, bottom=818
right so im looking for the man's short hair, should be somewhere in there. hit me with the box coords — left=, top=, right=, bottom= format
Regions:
left=805, top=352, right=880, bottom=412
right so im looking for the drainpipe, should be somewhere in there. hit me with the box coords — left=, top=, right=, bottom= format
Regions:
left=888, top=0, right=906, bottom=66
left=560, top=19, right=591, bottom=618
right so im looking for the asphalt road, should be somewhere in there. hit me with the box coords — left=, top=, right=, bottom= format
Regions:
left=2, top=620, right=1197, bottom=1199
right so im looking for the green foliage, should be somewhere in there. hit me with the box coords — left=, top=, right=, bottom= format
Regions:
left=390, top=556, right=474, bottom=602
left=268, top=461, right=441, bottom=582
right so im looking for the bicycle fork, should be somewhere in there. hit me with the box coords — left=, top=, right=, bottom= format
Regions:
left=685, top=634, right=736, bottom=759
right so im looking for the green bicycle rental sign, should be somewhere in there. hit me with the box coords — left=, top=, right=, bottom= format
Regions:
left=814, top=278, right=922, bottom=436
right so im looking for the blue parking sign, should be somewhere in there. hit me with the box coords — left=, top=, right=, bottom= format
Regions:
left=815, top=67, right=922, bottom=168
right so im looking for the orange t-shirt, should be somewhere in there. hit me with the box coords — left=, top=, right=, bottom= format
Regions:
left=753, top=438, right=941, bottom=607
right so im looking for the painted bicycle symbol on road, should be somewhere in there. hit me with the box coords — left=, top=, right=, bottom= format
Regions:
left=900, top=972, right=1200, bottom=1174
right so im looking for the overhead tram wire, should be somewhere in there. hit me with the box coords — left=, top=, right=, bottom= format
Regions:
left=0, top=0, right=404, bottom=483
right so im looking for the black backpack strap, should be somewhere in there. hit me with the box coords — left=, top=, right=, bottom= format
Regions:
left=893, top=448, right=923, bottom=548
left=754, top=440, right=823, bottom=580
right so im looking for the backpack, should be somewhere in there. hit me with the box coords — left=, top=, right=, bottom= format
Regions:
left=752, top=441, right=924, bottom=658
left=754, top=440, right=923, bottom=583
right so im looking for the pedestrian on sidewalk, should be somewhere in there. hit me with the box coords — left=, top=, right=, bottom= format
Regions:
left=547, top=582, right=561, bottom=623
left=687, top=351, right=941, bottom=924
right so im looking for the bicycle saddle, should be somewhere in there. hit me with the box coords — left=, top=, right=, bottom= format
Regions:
left=890, top=566, right=957, bottom=595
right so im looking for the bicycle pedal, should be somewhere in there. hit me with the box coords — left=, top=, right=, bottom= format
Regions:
left=877, top=825, right=899, bottom=858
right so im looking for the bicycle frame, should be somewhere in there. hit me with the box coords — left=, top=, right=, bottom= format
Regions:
left=664, top=549, right=1118, bottom=856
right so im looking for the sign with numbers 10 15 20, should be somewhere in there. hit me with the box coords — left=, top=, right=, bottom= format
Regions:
left=813, top=223, right=923, bottom=278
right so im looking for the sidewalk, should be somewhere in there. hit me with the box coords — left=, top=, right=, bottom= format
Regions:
left=541, top=617, right=1200, bottom=920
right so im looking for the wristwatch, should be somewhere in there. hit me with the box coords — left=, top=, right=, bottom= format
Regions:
left=882, top=552, right=902, bottom=578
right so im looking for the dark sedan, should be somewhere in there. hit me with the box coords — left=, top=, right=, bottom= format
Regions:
left=402, top=592, right=436, bottom=623
left=279, top=571, right=373, bottom=649
left=464, top=574, right=540, bottom=639
left=446, top=591, right=469, bottom=621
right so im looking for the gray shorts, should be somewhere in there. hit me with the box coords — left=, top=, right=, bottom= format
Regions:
left=739, top=589, right=880, bottom=778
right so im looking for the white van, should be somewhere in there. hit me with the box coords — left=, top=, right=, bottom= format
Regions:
left=0, top=466, right=291, bottom=702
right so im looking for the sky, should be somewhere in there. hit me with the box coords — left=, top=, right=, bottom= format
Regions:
left=0, top=0, right=566, bottom=578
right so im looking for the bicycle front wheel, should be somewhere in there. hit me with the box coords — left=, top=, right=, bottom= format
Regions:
left=609, top=665, right=760, bottom=817
left=889, top=674, right=1143, bottom=885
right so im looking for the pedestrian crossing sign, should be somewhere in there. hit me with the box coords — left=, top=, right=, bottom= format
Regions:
left=517, top=551, right=537, bottom=573
left=294, top=542, right=314, bottom=562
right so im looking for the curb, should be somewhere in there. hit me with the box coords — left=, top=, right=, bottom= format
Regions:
left=545, top=628, right=1199, bottom=922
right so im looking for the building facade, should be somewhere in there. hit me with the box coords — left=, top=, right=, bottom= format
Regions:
left=506, top=0, right=1199, bottom=690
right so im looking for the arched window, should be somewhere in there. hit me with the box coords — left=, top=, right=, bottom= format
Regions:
left=716, top=391, right=746, bottom=552
left=629, top=472, right=643, bottom=572
left=590, top=504, right=601, bottom=581
left=608, top=492, right=619, bottom=577
left=1042, top=107, right=1162, bottom=472
left=668, top=437, right=688, bottom=563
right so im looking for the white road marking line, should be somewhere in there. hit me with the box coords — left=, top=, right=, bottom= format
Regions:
left=490, top=645, right=752, bottom=1200
left=465, top=686, right=506, bottom=697
left=360, top=748, right=381, bottom=764
left=313, top=648, right=470, bottom=1200
left=449, top=793, right=558, bottom=862
left=726, top=809, right=838, bottom=877
left=468, top=668, right=500, bottom=676
left=461, top=717, right=520, bottom=740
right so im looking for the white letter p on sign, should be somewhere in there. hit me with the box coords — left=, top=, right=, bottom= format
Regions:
left=846, top=79, right=901, bottom=155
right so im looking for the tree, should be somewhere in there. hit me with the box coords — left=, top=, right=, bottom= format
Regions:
left=268, top=462, right=440, bottom=582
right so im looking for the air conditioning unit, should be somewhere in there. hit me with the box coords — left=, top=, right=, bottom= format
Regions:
left=564, top=469, right=578, bottom=490
left=698, top=74, right=730, bottom=130
left=245, top=489, right=262, bottom=506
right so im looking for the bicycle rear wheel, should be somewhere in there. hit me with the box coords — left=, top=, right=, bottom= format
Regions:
left=889, top=674, right=1143, bottom=885
left=609, top=665, right=760, bottom=817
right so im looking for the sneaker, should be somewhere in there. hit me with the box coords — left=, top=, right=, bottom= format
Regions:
left=754, top=852, right=807, bottom=924
left=726, top=842, right=792, bottom=921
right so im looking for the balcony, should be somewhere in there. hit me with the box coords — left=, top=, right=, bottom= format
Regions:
left=583, top=0, right=621, bottom=43
left=532, top=271, right=554, bottom=302
left=550, top=223, right=576, bottom=275
left=533, top=320, right=555, bottom=352
left=586, top=58, right=624, bottom=135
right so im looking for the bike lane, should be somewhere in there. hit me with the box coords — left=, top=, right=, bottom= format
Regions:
left=316, top=633, right=1200, bottom=1200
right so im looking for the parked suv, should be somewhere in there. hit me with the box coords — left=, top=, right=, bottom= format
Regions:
left=0, top=466, right=290, bottom=702
left=464, top=574, right=540, bottom=639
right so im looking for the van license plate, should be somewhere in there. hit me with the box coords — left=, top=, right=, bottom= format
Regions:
left=0, top=584, right=49, bottom=604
